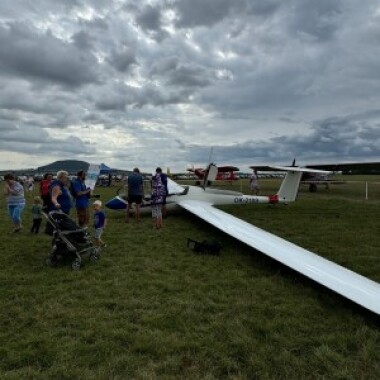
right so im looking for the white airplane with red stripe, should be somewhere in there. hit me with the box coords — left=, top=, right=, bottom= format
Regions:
left=106, top=164, right=380, bottom=315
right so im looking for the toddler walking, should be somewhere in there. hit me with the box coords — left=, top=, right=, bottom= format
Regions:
left=93, top=200, right=107, bottom=247
left=31, top=196, right=43, bottom=234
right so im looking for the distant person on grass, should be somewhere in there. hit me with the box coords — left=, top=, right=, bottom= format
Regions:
left=3, top=173, right=26, bottom=233
left=27, top=175, right=34, bottom=195
left=30, top=196, right=43, bottom=234
left=93, top=200, right=107, bottom=247
left=250, top=169, right=260, bottom=195
left=126, top=167, right=144, bottom=223
left=72, top=170, right=91, bottom=227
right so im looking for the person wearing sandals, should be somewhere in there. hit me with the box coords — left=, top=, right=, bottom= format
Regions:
left=3, top=173, right=26, bottom=233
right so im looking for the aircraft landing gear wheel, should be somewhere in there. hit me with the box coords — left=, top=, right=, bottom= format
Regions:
left=71, top=258, right=82, bottom=270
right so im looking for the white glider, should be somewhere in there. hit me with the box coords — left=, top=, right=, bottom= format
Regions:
left=106, top=165, right=380, bottom=315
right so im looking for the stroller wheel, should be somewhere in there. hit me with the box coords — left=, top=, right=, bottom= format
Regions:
left=71, top=258, right=82, bottom=270
left=89, top=248, right=101, bottom=262
left=46, top=253, right=58, bottom=267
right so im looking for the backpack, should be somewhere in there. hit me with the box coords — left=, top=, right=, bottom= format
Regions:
left=187, top=238, right=222, bottom=256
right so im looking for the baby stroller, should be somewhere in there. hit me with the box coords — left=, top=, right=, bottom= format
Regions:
left=44, top=210, right=101, bottom=270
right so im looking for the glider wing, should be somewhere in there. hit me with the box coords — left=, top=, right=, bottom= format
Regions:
left=178, top=199, right=380, bottom=315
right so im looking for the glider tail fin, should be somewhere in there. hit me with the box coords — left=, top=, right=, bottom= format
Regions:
left=274, top=166, right=331, bottom=202
left=276, top=170, right=303, bottom=202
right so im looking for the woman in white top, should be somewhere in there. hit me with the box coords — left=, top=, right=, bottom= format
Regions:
left=4, top=173, right=26, bottom=233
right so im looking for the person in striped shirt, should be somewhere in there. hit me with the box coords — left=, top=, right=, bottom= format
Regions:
left=3, top=173, right=26, bottom=233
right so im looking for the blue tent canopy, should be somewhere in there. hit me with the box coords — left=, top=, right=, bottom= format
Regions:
left=99, top=163, right=111, bottom=174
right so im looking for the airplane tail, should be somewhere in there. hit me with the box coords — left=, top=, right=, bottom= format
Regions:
left=276, top=170, right=303, bottom=202
left=202, top=163, right=218, bottom=188
left=274, top=166, right=331, bottom=203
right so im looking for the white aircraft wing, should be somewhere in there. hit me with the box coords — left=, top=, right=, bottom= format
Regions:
left=167, top=178, right=186, bottom=195
left=178, top=199, right=380, bottom=315
left=271, top=166, right=332, bottom=174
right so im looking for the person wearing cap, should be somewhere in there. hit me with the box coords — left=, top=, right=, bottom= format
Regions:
left=126, top=167, right=144, bottom=223
left=93, top=200, right=107, bottom=247
left=3, top=173, right=26, bottom=233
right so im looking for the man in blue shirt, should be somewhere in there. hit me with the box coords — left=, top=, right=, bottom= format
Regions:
left=72, top=170, right=91, bottom=227
left=126, top=167, right=143, bottom=223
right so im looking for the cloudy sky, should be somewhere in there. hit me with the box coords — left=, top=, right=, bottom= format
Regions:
left=1, top=0, right=380, bottom=172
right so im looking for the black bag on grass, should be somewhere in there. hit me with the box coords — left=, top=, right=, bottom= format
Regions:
left=187, top=238, right=222, bottom=256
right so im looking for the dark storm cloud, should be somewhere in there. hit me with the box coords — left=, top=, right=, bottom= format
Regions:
left=0, top=124, right=92, bottom=156
left=0, top=83, right=64, bottom=115
left=149, top=58, right=213, bottom=88
left=0, top=120, right=14, bottom=131
left=0, top=125, right=50, bottom=143
left=174, top=0, right=244, bottom=28
left=123, top=2, right=169, bottom=41
left=173, top=0, right=285, bottom=30
left=94, top=80, right=193, bottom=111
left=81, top=16, right=109, bottom=30
left=175, top=110, right=380, bottom=167
left=107, top=46, right=137, bottom=73
left=0, top=0, right=80, bottom=19
left=0, top=0, right=379, bottom=171
left=0, top=22, right=99, bottom=86
left=135, top=4, right=162, bottom=32
left=71, top=30, right=95, bottom=50
left=286, top=0, right=343, bottom=42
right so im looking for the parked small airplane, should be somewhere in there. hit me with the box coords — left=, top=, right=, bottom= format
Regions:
left=188, top=164, right=240, bottom=185
left=251, top=160, right=345, bottom=192
left=106, top=164, right=380, bottom=315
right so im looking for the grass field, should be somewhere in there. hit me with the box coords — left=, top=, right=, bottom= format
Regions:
left=1, top=177, right=379, bottom=379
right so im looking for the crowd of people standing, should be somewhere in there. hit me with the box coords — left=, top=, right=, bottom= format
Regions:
left=2, top=167, right=170, bottom=245
left=3, top=170, right=104, bottom=240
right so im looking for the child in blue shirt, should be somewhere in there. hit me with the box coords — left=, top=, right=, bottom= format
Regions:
left=93, top=200, right=107, bottom=247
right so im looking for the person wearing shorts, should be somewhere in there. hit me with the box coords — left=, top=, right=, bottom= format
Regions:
left=126, top=168, right=143, bottom=223
left=93, top=200, right=107, bottom=247
left=155, top=167, right=168, bottom=218
left=72, top=170, right=91, bottom=227
left=151, top=169, right=164, bottom=229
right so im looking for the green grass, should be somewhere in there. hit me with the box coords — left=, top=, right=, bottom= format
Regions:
left=0, top=179, right=379, bottom=379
